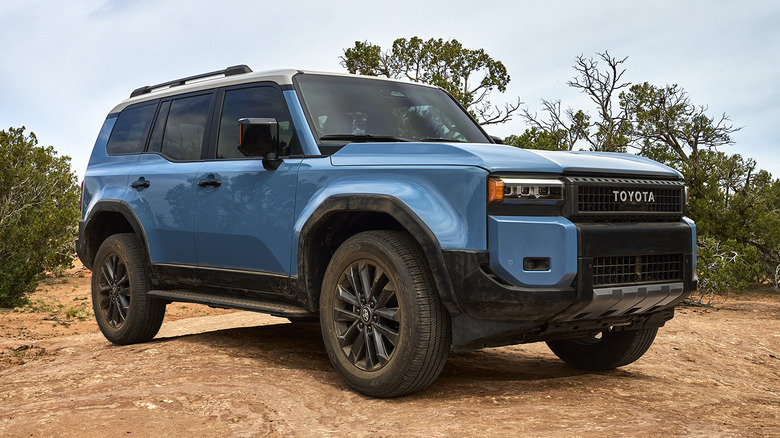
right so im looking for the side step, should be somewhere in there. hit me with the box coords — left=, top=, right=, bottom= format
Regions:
left=148, top=289, right=316, bottom=318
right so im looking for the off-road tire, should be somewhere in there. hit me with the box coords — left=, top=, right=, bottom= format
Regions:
left=91, top=233, right=166, bottom=345
left=546, top=327, right=658, bottom=371
left=319, top=231, right=450, bottom=398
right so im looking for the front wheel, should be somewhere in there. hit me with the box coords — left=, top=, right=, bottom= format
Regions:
left=319, top=231, right=450, bottom=398
left=91, top=233, right=166, bottom=345
left=546, top=327, right=658, bottom=371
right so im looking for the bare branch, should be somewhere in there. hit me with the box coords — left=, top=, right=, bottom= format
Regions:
left=475, top=97, right=523, bottom=125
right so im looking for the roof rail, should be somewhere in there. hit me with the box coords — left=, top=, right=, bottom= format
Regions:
left=129, top=64, right=252, bottom=98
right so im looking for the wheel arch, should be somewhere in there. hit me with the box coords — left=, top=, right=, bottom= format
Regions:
left=81, top=200, right=150, bottom=271
left=297, top=194, right=459, bottom=314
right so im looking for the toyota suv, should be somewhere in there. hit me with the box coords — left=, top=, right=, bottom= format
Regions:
left=77, top=65, right=697, bottom=397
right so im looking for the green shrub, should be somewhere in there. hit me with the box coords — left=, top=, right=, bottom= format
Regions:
left=697, top=236, right=759, bottom=295
left=0, top=127, right=79, bottom=307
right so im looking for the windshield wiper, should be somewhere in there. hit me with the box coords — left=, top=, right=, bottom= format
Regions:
left=420, top=137, right=462, bottom=142
left=319, top=134, right=412, bottom=143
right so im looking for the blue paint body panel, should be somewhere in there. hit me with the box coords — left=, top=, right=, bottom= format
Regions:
left=127, top=154, right=201, bottom=265
left=488, top=216, right=578, bottom=287
left=81, top=116, right=135, bottom=219
left=193, top=158, right=302, bottom=274
left=290, top=160, right=488, bottom=275
left=283, top=90, right=319, bottom=156
left=330, top=142, right=682, bottom=178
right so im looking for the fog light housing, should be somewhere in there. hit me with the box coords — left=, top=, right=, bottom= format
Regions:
left=523, top=257, right=551, bottom=271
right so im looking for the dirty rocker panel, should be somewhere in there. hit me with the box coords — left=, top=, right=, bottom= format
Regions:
left=148, top=263, right=304, bottom=308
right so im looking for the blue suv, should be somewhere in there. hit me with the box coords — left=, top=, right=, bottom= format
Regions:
left=77, top=65, right=697, bottom=397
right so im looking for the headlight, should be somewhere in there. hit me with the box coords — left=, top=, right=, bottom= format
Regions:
left=488, top=177, right=564, bottom=204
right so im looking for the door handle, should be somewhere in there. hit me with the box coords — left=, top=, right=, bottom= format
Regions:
left=131, top=178, right=150, bottom=189
left=197, top=178, right=222, bottom=188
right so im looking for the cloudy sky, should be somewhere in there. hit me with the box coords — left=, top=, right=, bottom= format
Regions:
left=1, top=0, right=778, bottom=179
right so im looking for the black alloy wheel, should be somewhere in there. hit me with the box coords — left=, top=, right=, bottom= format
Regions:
left=97, top=253, right=131, bottom=328
left=332, top=260, right=400, bottom=371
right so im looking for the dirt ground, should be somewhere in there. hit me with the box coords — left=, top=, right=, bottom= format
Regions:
left=1, top=265, right=778, bottom=437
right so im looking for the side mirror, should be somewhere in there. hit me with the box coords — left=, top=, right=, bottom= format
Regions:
left=237, top=118, right=283, bottom=170
left=490, top=135, right=503, bottom=144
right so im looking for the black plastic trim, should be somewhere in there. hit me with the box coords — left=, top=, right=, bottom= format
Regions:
left=298, top=194, right=458, bottom=313
left=78, top=199, right=151, bottom=270
left=450, top=308, right=675, bottom=352
left=578, top=222, right=693, bottom=257
left=147, top=289, right=314, bottom=318
left=149, top=263, right=300, bottom=304
left=443, top=250, right=577, bottom=322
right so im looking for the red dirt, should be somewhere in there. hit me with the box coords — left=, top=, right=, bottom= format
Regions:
left=1, top=266, right=778, bottom=437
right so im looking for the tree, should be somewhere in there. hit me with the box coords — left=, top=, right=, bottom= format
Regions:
left=521, top=51, right=632, bottom=152
left=341, top=37, right=522, bottom=125
left=0, top=127, right=80, bottom=307
left=621, top=82, right=741, bottom=195
left=684, top=150, right=780, bottom=288
left=502, top=127, right=570, bottom=151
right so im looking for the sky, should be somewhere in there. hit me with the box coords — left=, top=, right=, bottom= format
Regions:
left=1, top=0, right=778, bottom=179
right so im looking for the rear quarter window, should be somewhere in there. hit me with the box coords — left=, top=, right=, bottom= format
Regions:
left=106, top=103, right=158, bottom=155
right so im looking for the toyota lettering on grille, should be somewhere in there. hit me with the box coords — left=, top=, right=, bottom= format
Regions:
left=612, top=190, right=656, bottom=203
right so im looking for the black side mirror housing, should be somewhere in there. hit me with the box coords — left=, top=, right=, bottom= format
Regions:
left=237, top=118, right=283, bottom=170
left=490, top=135, right=503, bottom=144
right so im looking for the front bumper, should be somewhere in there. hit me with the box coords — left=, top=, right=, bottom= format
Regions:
left=442, top=221, right=697, bottom=351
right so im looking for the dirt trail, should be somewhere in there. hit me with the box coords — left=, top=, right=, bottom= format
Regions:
left=0, top=272, right=778, bottom=437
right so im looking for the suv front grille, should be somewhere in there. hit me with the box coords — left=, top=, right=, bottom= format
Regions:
left=565, top=177, right=685, bottom=222
left=592, top=254, right=683, bottom=286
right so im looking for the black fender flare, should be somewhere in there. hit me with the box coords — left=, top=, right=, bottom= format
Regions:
left=297, top=194, right=461, bottom=314
left=79, top=199, right=150, bottom=270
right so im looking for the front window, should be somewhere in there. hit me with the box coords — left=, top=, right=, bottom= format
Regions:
left=295, top=74, right=490, bottom=153
left=217, top=86, right=300, bottom=159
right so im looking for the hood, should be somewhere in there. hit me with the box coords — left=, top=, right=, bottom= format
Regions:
left=330, top=142, right=682, bottom=178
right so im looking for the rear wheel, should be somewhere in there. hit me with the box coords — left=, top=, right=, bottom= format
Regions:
left=91, top=233, right=166, bottom=345
left=546, top=327, right=658, bottom=371
left=319, top=231, right=450, bottom=398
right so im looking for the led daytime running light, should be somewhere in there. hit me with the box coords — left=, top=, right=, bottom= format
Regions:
left=488, top=177, right=563, bottom=203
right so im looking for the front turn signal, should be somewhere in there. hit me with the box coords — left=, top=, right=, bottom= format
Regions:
left=488, top=177, right=504, bottom=203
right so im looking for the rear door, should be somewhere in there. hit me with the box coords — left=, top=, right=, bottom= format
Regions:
left=127, top=91, right=215, bottom=269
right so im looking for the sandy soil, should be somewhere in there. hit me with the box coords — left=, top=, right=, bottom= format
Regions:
left=0, top=267, right=778, bottom=437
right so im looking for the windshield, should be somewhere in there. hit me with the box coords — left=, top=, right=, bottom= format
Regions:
left=295, top=74, right=491, bottom=153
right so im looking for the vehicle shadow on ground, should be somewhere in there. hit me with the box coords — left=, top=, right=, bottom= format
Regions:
left=151, top=321, right=331, bottom=369
left=145, top=321, right=648, bottom=398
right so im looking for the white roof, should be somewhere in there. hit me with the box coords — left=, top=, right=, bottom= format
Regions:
left=109, top=68, right=435, bottom=114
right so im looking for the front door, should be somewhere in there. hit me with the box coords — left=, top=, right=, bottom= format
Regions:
left=193, top=84, right=302, bottom=284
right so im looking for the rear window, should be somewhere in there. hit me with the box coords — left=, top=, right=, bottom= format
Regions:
left=106, top=103, right=157, bottom=155
left=160, top=94, right=212, bottom=161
